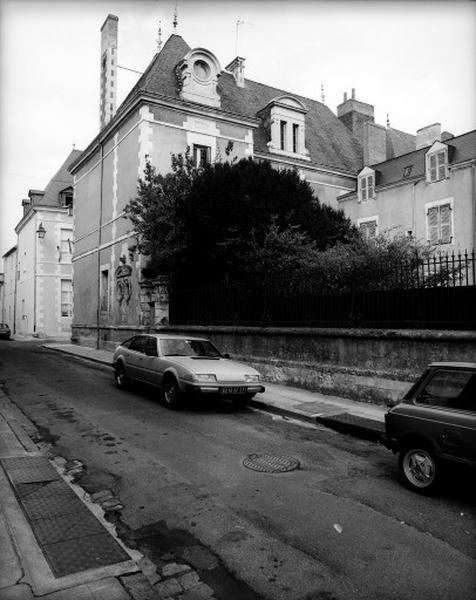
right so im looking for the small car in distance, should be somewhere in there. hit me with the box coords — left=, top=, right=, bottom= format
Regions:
left=112, top=334, right=265, bottom=409
left=382, top=362, right=476, bottom=493
left=0, top=323, right=11, bottom=340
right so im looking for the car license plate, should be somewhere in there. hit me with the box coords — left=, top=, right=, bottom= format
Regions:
left=220, top=387, right=246, bottom=394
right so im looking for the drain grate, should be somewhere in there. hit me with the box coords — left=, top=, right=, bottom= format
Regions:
left=243, top=454, right=300, bottom=473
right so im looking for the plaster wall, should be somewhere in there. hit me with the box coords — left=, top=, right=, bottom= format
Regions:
left=1, top=249, right=17, bottom=328
left=338, top=163, right=476, bottom=249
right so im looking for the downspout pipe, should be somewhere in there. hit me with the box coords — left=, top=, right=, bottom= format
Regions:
left=96, top=143, right=104, bottom=350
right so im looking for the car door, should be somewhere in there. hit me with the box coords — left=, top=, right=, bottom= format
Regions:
left=414, top=368, right=476, bottom=464
left=140, top=336, right=160, bottom=385
left=126, top=336, right=147, bottom=381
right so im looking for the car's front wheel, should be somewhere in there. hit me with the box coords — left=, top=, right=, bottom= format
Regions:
left=162, top=377, right=183, bottom=410
left=399, top=445, right=440, bottom=493
left=114, top=363, right=129, bottom=390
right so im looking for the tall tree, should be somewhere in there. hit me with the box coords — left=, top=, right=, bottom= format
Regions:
left=124, top=155, right=356, bottom=285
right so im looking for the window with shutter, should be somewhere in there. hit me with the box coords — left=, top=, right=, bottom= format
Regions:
left=361, top=177, right=367, bottom=201
left=427, top=207, right=439, bottom=244
left=427, top=149, right=448, bottom=182
left=439, top=204, right=452, bottom=243
left=429, top=154, right=437, bottom=181
left=437, top=151, right=446, bottom=180
left=359, top=219, right=378, bottom=240
left=426, top=202, right=453, bottom=245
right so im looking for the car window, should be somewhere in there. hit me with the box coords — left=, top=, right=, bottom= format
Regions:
left=416, top=370, right=475, bottom=411
left=143, top=337, right=158, bottom=357
left=120, top=337, right=133, bottom=349
left=129, top=336, right=146, bottom=353
left=160, top=338, right=221, bottom=357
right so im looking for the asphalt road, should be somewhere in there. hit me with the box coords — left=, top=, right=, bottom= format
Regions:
left=1, top=340, right=475, bottom=600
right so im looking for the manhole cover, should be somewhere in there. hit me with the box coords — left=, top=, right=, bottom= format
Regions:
left=242, top=454, right=300, bottom=473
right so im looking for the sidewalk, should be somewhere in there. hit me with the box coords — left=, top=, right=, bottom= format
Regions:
left=43, top=343, right=387, bottom=441
left=0, top=382, right=219, bottom=598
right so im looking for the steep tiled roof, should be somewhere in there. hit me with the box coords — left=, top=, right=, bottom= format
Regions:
left=38, top=149, right=82, bottom=206
left=386, top=127, right=416, bottom=159
left=371, top=129, right=476, bottom=188
left=114, top=34, right=362, bottom=174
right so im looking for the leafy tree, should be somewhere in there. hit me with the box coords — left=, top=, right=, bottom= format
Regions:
left=123, top=150, right=198, bottom=276
left=125, top=153, right=356, bottom=285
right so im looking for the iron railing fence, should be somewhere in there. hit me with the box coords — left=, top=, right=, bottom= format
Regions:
left=170, top=249, right=476, bottom=329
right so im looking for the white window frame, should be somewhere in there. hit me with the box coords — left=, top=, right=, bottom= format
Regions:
left=357, top=216, right=379, bottom=240
left=59, top=228, right=73, bottom=263
left=357, top=168, right=375, bottom=202
left=60, top=279, right=73, bottom=318
left=425, top=143, right=448, bottom=183
left=425, top=198, right=454, bottom=245
left=192, top=143, right=211, bottom=167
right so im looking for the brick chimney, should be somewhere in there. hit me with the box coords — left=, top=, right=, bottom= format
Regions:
left=416, top=123, right=441, bottom=149
left=337, top=90, right=386, bottom=165
left=337, top=90, right=375, bottom=143
left=100, top=14, right=118, bottom=130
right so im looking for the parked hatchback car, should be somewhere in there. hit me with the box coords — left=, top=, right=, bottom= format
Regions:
left=382, top=362, right=476, bottom=493
left=0, top=323, right=11, bottom=340
left=112, top=334, right=265, bottom=409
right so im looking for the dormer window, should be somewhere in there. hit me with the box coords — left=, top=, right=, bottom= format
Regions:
left=177, top=48, right=221, bottom=108
left=357, top=167, right=375, bottom=202
left=280, top=121, right=287, bottom=150
left=259, top=96, right=310, bottom=161
left=426, top=141, right=449, bottom=183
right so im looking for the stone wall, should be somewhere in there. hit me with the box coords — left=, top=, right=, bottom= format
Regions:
left=160, top=326, right=476, bottom=405
left=72, top=323, right=476, bottom=405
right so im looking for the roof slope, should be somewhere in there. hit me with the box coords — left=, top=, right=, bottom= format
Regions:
left=373, top=129, right=476, bottom=187
left=114, top=34, right=362, bottom=174
left=386, top=127, right=416, bottom=160
left=38, top=149, right=82, bottom=206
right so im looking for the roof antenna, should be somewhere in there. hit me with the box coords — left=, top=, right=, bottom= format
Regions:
left=321, top=83, right=326, bottom=105
left=157, top=20, right=162, bottom=51
left=387, top=113, right=390, bottom=127
left=173, top=3, right=178, bottom=34
left=235, top=18, right=253, bottom=56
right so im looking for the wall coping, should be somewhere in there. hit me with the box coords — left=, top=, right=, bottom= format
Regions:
left=158, top=324, right=476, bottom=343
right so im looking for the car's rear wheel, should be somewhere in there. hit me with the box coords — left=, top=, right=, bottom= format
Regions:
left=114, top=363, right=129, bottom=390
left=399, top=445, right=439, bottom=493
left=162, top=377, right=183, bottom=410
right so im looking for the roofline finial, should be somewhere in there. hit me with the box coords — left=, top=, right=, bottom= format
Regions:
left=321, top=83, right=325, bottom=105
left=157, top=20, right=162, bottom=51
left=173, top=3, right=178, bottom=33
left=387, top=113, right=390, bottom=128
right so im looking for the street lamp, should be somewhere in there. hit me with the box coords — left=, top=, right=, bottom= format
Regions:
left=36, top=222, right=46, bottom=239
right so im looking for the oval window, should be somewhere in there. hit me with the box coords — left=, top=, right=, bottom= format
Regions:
left=193, top=60, right=211, bottom=81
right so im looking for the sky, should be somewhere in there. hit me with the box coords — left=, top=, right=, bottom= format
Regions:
left=1, top=0, right=475, bottom=258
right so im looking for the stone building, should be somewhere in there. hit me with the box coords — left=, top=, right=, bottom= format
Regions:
left=5, top=149, right=80, bottom=338
left=338, top=127, right=476, bottom=251
left=71, top=15, right=468, bottom=349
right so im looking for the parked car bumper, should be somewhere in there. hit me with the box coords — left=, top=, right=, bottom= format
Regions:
left=184, top=382, right=265, bottom=396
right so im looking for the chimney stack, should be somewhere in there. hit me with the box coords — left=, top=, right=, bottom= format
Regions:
left=416, top=123, right=441, bottom=149
left=225, top=57, right=246, bottom=88
left=100, top=14, right=118, bottom=130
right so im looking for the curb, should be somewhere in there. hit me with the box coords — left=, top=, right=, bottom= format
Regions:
left=42, top=344, right=386, bottom=441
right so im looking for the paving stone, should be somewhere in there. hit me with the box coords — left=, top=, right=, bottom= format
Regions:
left=90, top=489, right=114, bottom=503
left=161, top=562, right=191, bottom=578
left=120, top=572, right=160, bottom=600
left=175, top=570, right=200, bottom=591
left=178, top=582, right=215, bottom=600
left=154, top=578, right=182, bottom=597
left=41, top=532, right=130, bottom=577
left=15, top=480, right=77, bottom=501
left=138, top=556, right=162, bottom=586
left=32, top=511, right=105, bottom=544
